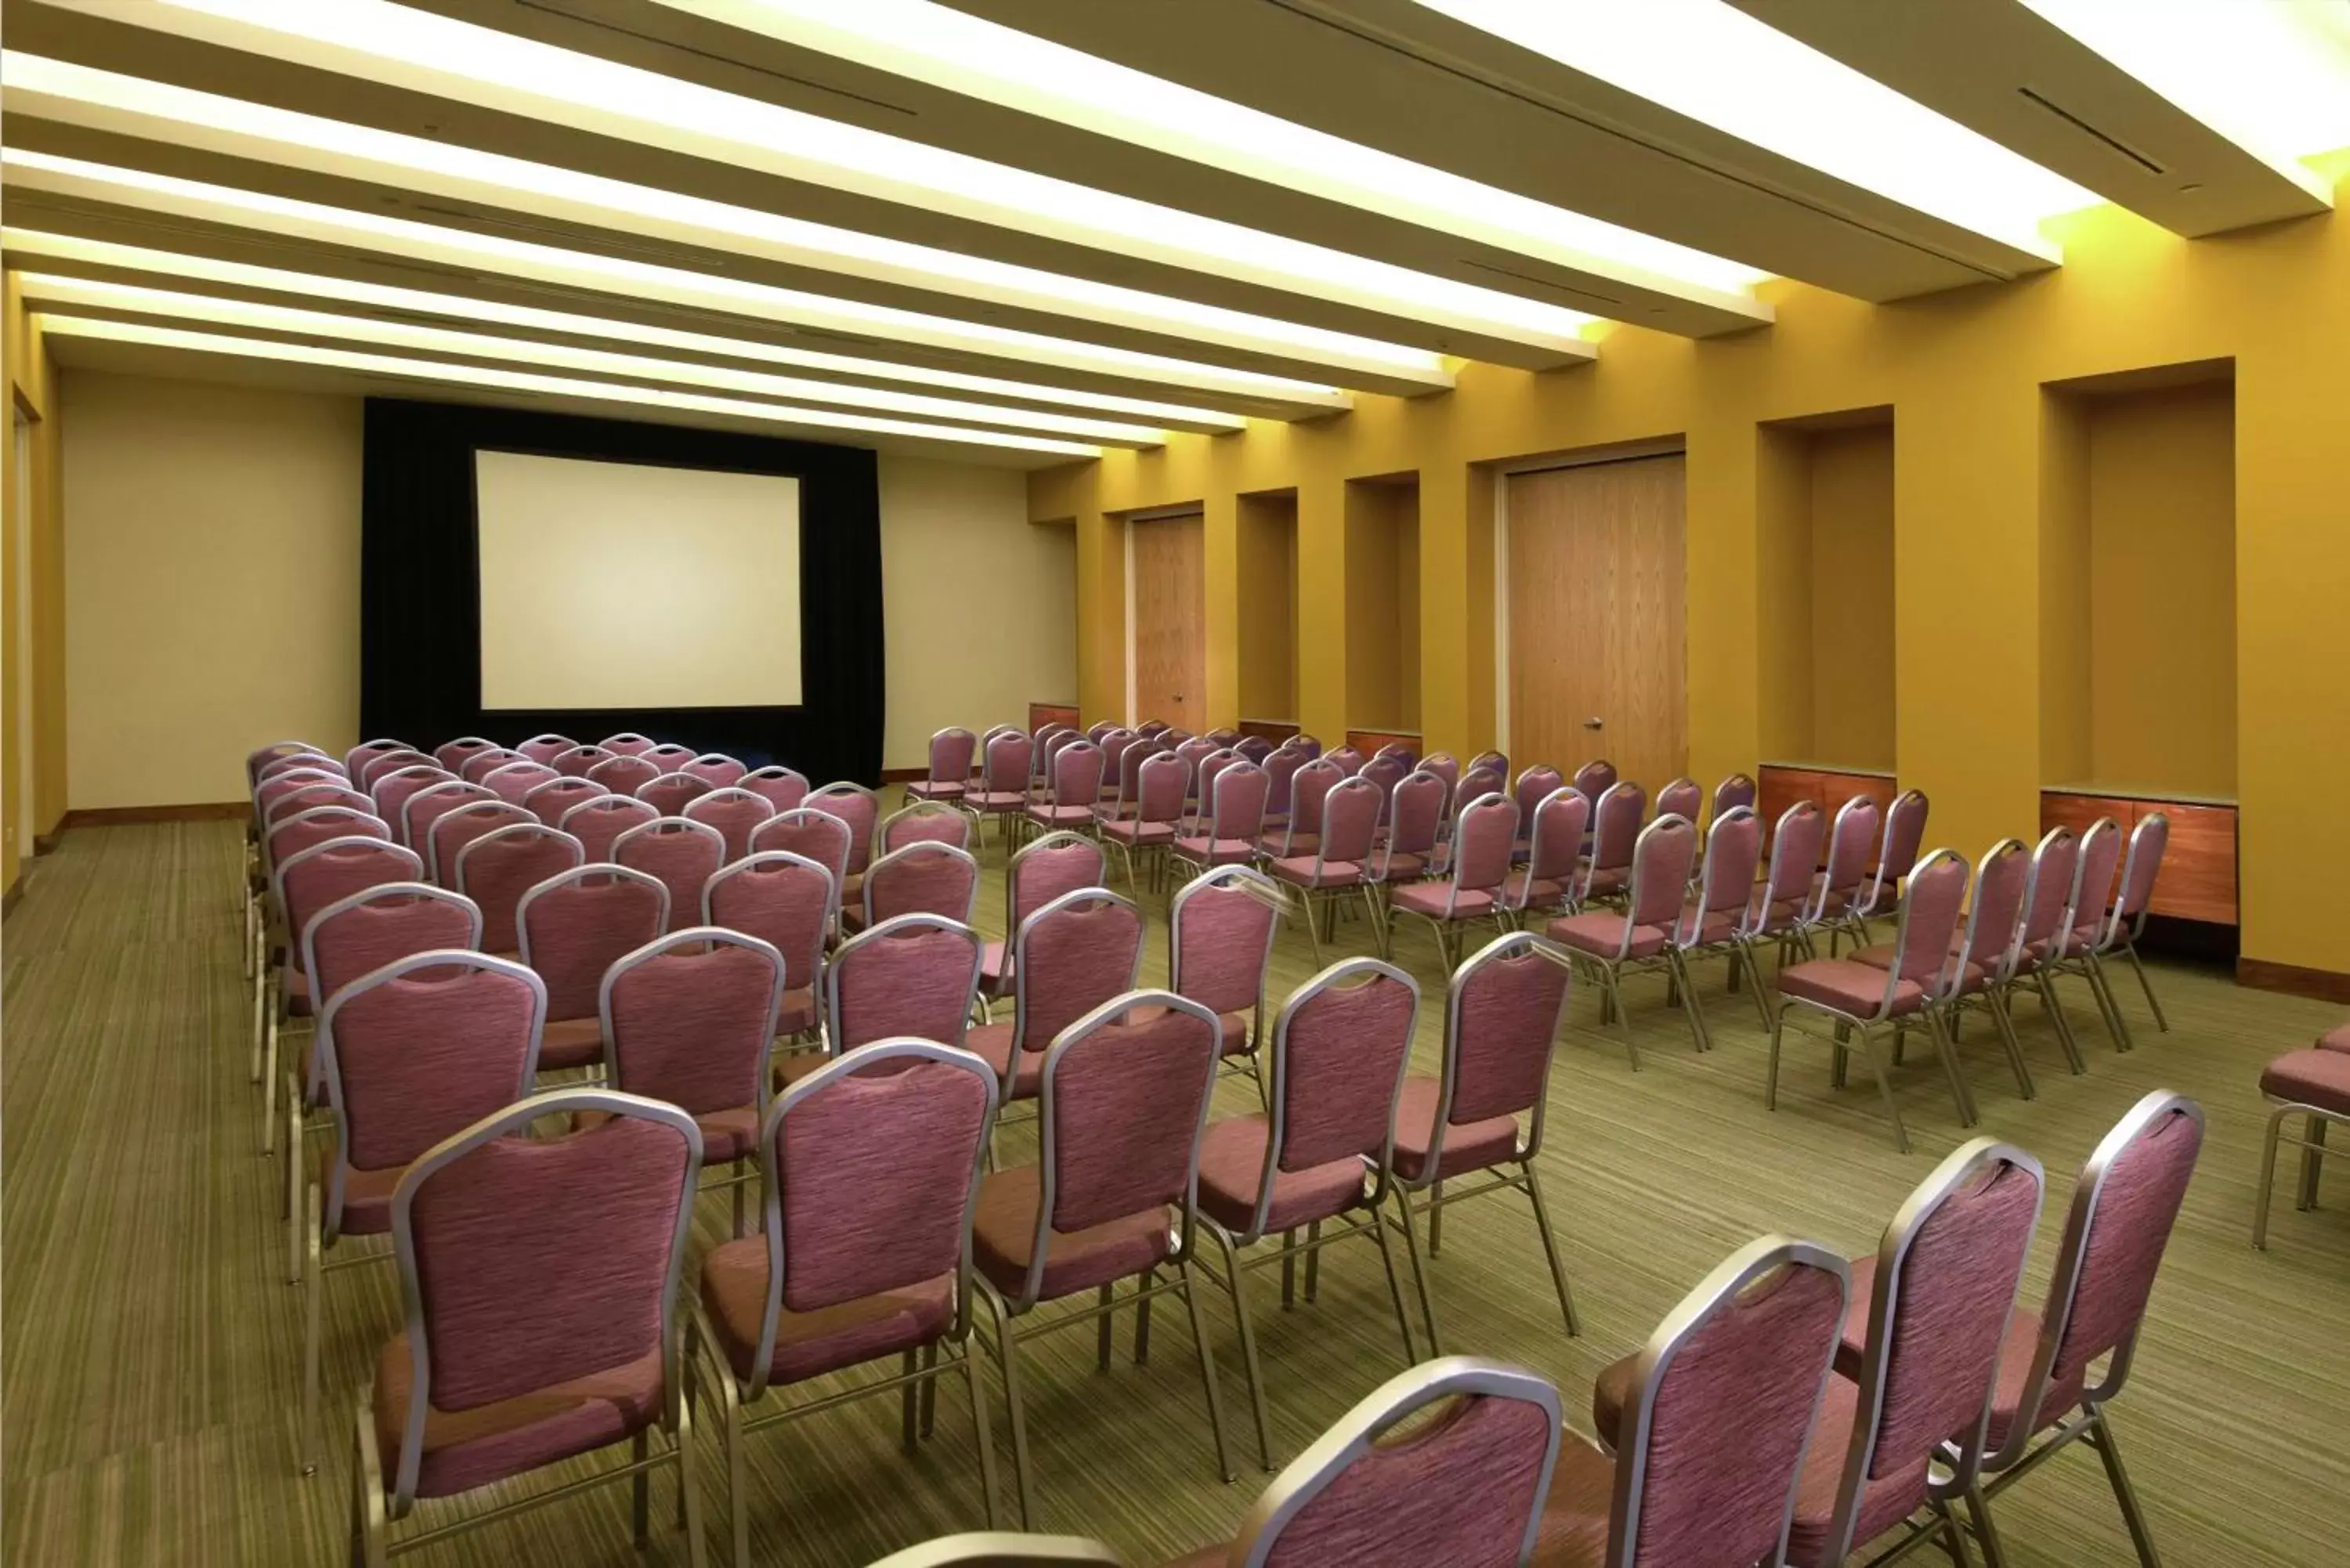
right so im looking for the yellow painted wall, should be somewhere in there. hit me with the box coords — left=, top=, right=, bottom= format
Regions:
left=1343, top=478, right=1420, bottom=732
left=2084, top=384, right=2236, bottom=795
left=1031, top=160, right=2350, bottom=974
left=1808, top=425, right=1896, bottom=770
left=2, top=268, right=69, bottom=895
left=1235, top=490, right=1296, bottom=721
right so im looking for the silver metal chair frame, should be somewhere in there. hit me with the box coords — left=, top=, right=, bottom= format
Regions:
left=1166, top=865, right=1289, bottom=1099
left=1556, top=813, right=1701, bottom=1071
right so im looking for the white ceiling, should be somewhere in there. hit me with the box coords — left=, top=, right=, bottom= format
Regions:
left=3, top=0, right=2341, bottom=466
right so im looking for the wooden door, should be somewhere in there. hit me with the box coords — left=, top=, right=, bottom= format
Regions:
left=1131, top=513, right=1206, bottom=732
left=1506, top=455, right=1688, bottom=792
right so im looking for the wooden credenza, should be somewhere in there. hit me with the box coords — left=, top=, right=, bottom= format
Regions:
left=1757, top=763, right=1899, bottom=852
left=2040, top=786, right=2238, bottom=926
left=1027, top=701, right=1080, bottom=735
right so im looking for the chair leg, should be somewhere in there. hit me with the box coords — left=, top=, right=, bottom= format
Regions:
left=983, top=1292, right=1037, bottom=1530
left=1604, top=968, right=1640, bottom=1071
left=285, top=1094, right=306, bottom=1285
left=1095, top=1283, right=1116, bottom=1370
left=2030, top=972, right=2086, bottom=1074
left=1766, top=1003, right=1788, bottom=1112
left=2298, top=1116, right=2327, bottom=1209
left=1853, top=1028, right=1913, bottom=1154
left=249, top=939, right=267, bottom=1084
left=631, top=1429, right=651, bottom=1548
left=260, top=974, right=281, bottom=1155
left=2120, top=941, right=2169, bottom=1032
left=900, top=1348, right=921, bottom=1455
left=1737, top=945, right=1774, bottom=1031
left=1365, top=1201, right=1418, bottom=1366
left=1362, top=885, right=1390, bottom=959
left=674, top=1366, right=704, bottom=1564
left=1671, top=950, right=1711, bottom=1053
left=1522, top=1167, right=1581, bottom=1338
left=1964, top=1480, right=2011, bottom=1568
left=1176, top=1263, right=1237, bottom=1483
left=300, top=1184, right=324, bottom=1476
left=2087, top=1410, right=2165, bottom=1568
left=2084, top=952, right=2136, bottom=1052
left=716, top=1348, right=750, bottom=1568
left=2254, top=1105, right=2286, bottom=1250
left=1426, top=1190, right=1441, bottom=1258
left=1923, top=1010, right=1979, bottom=1127
left=1300, top=890, right=1325, bottom=966
left=1206, top=1227, right=1274, bottom=1471
left=1303, top=1221, right=1323, bottom=1297
left=349, top=1404, right=388, bottom=1568
left=919, top=1341, right=939, bottom=1439
left=1390, top=1191, right=1442, bottom=1358
left=1983, top=992, right=2037, bottom=1100
left=963, top=1337, right=1002, bottom=1530
left=1133, top=1268, right=1155, bottom=1365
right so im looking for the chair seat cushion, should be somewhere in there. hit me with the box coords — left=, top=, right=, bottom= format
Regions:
left=1390, top=882, right=1494, bottom=919
left=967, top=791, right=1025, bottom=811
left=1195, top=1115, right=1367, bottom=1237
left=1100, top=818, right=1175, bottom=846
left=1268, top=855, right=1361, bottom=888
left=1125, top=1003, right=1253, bottom=1057
left=1174, top=835, right=1258, bottom=865
left=2262, top=1047, right=2350, bottom=1114
left=2318, top=1022, right=2350, bottom=1054
left=1372, top=850, right=1430, bottom=883
left=1257, top=833, right=1318, bottom=858
left=283, top=963, right=313, bottom=1017
left=1531, top=1433, right=1616, bottom=1566
left=776, top=986, right=816, bottom=1037
left=1777, top=959, right=1925, bottom=1019
left=1545, top=912, right=1667, bottom=960
left=537, top=1015, right=605, bottom=1072
left=1578, top=866, right=1628, bottom=900
left=697, top=1235, right=954, bottom=1386
left=373, top=1336, right=664, bottom=1501
left=1589, top=1353, right=1636, bottom=1450
left=330, top=1156, right=403, bottom=1236
left=1026, top=804, right=1094, bottom=826
left=979, top=941, right=1012, bottom=988
left=903, top=780, right=964, bottom=800
left=1390, top=1075, right=1519, bottom=1183
left=960, top=1021, right=1044, bottom=1099
left=971, top=1165, right=1173, bottom=1303
left=1503, top=870, right=1565, bottom=909
left=1675, top=902, right=1738, bottom=948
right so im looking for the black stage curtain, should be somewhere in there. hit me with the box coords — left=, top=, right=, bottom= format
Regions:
left=360, top=398, right=883, bottom=784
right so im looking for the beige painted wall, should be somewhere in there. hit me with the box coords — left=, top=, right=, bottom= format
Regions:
left=63, top=371, right=363, bottom=809
left=878, top=453, right=1074, bottom=770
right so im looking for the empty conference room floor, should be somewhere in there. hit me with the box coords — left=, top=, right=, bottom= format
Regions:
left=3, top=821, right=2345, bottom=1568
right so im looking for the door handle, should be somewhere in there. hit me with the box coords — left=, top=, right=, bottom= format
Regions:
left=1582, top=717, right=1603, bottom=730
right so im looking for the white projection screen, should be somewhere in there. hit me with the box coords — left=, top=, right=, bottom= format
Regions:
left=475, top=450, right=803, bottom=710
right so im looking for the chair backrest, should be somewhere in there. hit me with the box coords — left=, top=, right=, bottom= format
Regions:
left=255, top=751, right=343, bottom=791
left=1168, top=866, right=1282, bottom=1023
left=742, top=764, right=812, bottom=814
left=638, top=771, right=714, bottom=818
left=645, top=742, right=698, bottom=771
left=1204, top=759, right=1271, bottom=842
left=518, top=864, right=671, bottom=1021
left=1513, top=764, right=1564, bottom=828
left=601, top=928, right=786, bottom=1117
left=1818, top=1139, right=2044, bottom=1563
left=434, top=737, right=499, bottom=774
left=1003, top=831, right=1106, bottom=935
left=882, top=801, right=972, bottom=854
left=1815, top=795, right=1884, bottom=913
left=1466, top=749, right=1507, bottom=780
left=1261, top=746, right=1307, bottom=815
left=1572, top=759, right=1618, bottom=800
left=587, top=753, right=662, bottom=797
left=1423, top=752, right=1465, bottom=800
left=1359, top=753, right=1409, bottom=813
left=371, top=766, right=455, bottom=836
left=428, top=799, right=534, bottom=885
left=1654, top=778, right=1702, bottom=825
left=824, top=913, right=984, bottom=1055
left=259, top=774, right=365, bottom=830
left=1128, top=749, right=1188, bottom=826
left=1524, top=788, right=1591, bottom=886
left=1438, top=934, right=1571, bottom=1160
left=751, top=807, right=855, bottom=891
left=454, top=823, right=584, bottom=952
left=1995, top=1092, right=2204, bottom=1467
left=1259, top=960, right=1416, bottom=1217
left=1687, top=807, right=1762, bottom=935
left=1312, top=775, right=1382, bottom=871
left=1047, top=740, right=1105, bottom=810
left=598, top=732, right=657, bottom=757
left=553, top=743, right=616, bottom=779
left=403, top=780, right=495, bottom=854
left=1016, top=991, right=1220, bottom=1308
left=1227, top=1358, right=1562, bottom=1568
left=1285, top=759, right=1342, bottom=847
left=1753, top=801, right=1826, bottom=933
left=1324, top=745, right=1364, bottom=777
left=457, top=746, right=525, bottom=784
left=522, top=775, right=606, bottom=829
left=1625, top=814, right=1701, bottom=931
left=979, top=730, right=1034, bottom=794
left=1712, top=772, right=1758, bottom=817
left=865, top=842, right=981, bottom=927
left=483, top=760, right=562, bottom=809
left=1233, top=734, right=1272, bottom=765
left=684, top=753, right=748, bottom=789
left=2113, top=813, right=2168, bottom=940
left=752, top=1042, right=998, bottom=1398
left=1455, top=764, right=1506, bottom=822
left=2018, top=826, right=2080, bottom=948
left=360, top=750, right=439, bottom=791
left=279, top=837, right=425, bottom=948
left=2066, top=816, right=2125, bottom=942
left=684, top=786, right=778, bottom=862
left=1607, top=1236, right=1849, bottom=1568
left=1863, top=789, right=1930, bottom=916
left=1879, top=850, right=1972, bottom=1006
left=385, top=1089, right=699, bottom=1513
left=1010, top=887, right=1145, bottom=1062
left=614, top=817, right=727, bottom=934
left=266, top=806, right=389, bottom=876
left=703, top=851, right=835, bottom=995
left=1385, top=770, right=1448, bottom=863
left=1959, top=838, right=2031, bottom=976
left=1448, top=793, right=1520, bottom=898
left=343, top=738, right=414, bottom=779
left=1588, top=782, right=1646, bottom=874
left=316, top=952, right=547, bottom=1227
left=301, top=880, right=479, bottom=1010
left=925, top=726, right=978, bottom=787
left=808, top=783, right=881, bottom=876
left=514, top=733, right=577, bottom=767
left=556, top=793, right=655, bottom=862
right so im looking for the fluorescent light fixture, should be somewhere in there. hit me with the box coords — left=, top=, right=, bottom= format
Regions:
left=1411, top=0, right=2099, bottom=256
left=2021, top=0, right=2350, bottom=168
left=0, top=147, right=1348, bottom=410
left=4, top=52, right=1452, bottom=385
left=17, top=271, right=1169, bottom=445
left=76, top=0, right=1618, bottom=347
left=33, top=312, right=1101, bottom=457
left=652, top=0, right=1773, bottom=302
left=1, top=228, right=1242, bottom=429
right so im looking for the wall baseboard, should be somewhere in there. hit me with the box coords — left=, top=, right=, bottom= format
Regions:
left=32, top=829, right=61, bottom=856
left=876, top=768, right=925, bottom=785
left=60, top=802, right=248, bottom=830
left=2, top=876, right=20, bottom=921
left=2237, top=957, right=2350, bottom=1006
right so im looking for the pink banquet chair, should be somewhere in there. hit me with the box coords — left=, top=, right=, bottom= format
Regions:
left=598, top=731, right=658, bottom=757
left=349, top=1088, right=705, bottom=1565
left=904, top=725, right=979, bottom=807
left=1368, top=768, right=1448, bottom=907
left=359, top=750, right=437, bottom=792
left=401, top=780, right=494, bottom=858
left=369, top=766, right=454, bottom=843
left=978, top=831, right=1104, bottom=999
left=1390, top=792, right=1517, bottom=970
left=848, top=841, right=981, bottom=934
left=433, top=736, right=500, bottom=775
left=749, top=810, right=854, bottom=918
left=881, top=800, right=973, bottom=854
left=1853, top=836, right=2037, bottom=1103
left=615, top=817, right=726, bottom=936
left=964, top=887, right=1144, bottom=1111
left=1498, top=786, right=1587, bottom=930
left=741, top=764, right=811, bottom=815
left=1570, top=781, right=1645, bottom=905
left=457, top=746, right=524, bottom=784
left=1729, top=800, right=1830, bottom=1029
left=588, top=753, right=662, bottom=797
left=1546, top=811, right=1701, bottom=1068
left=2048, top=815, right=2131, bottom=1051
left=1167, top=865, right=1285, bottom=1093
left=1663, top=804, right=1766, bottom=1052
left=685, top=753, right=748, bottom=789
left=1262, top=774, right=1382, bottom=965
left=1653, top=776, right=1702, bottom=826
left=1806, top=794, right=1885, bottom=957
left=517, top=863, right=670, bottom=1075
left=553, top=743, right=617, bottom=779
left=645, top=742, right=698, bottom=772
left=511, top=771, right=592, bottom=822
left=1256, top=757, right=1340, bottom=863
left=1713, top=771, right=1759, bottom=817
left=557, top=792, right=654, bottom=863
left=1021, top=739, right=1104, bottom=848
left=340, top=738, right=410, bottom=779
left=1995, top=826, right=2090, bottom=1077
left=515, top=732, right=577, bottom=768
left=684, top=786, right=778, bottom=863
left=453, top=821, right=583, bottom=956
left=638, top=771, right=714, bottom=819
left=807, top=782, right=881, bottom=897
left=964, top=730, right=1036, bottom=850
left=1170, top=758, right=1269, bottom=882
left=808, top=913, right=985, bottom=1080
left=426, top=799, right=533, bottom=887
left=703, top=851, right=833, bottom=1046
left=1097, top=749, right=1185, bottom=894
left=2059, top=811, right=2173, bottom=1049
left=1569, top=759, right=1618, bottom=801
left=690, top=1042, right=1003, bottom=1561
left=1845, top=788, right=1930, bottom=943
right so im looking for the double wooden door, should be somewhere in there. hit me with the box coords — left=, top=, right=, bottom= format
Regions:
left=1131, top=512, right=1206, bottom=732
left=1506, top=455, right=1688, bottom=792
